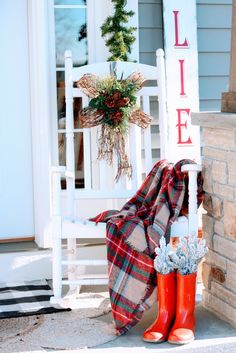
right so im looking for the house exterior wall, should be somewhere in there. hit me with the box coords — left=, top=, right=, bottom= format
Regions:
left=138, top=0, right=232, bottom=112
left=1, top=0, right=233, bottom=283
left=139, top=0, right=163, bottom=66
left=197, top=0, right=232, bottom=111
left=138, top=0, right=163, bottom=162
left=2, top=0, right=231, bottom=242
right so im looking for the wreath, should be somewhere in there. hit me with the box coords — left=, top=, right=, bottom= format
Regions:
left=77, top=72, right=152, bottom=181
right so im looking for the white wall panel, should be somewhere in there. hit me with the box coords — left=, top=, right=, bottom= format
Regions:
left=0, top=0, right=34, bottom=239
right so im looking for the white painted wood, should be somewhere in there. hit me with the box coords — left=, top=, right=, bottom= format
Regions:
left=48, top=1, right=60, bottom=167
left=156, top=49, right=168, bottom=159
left=86, top=0, right=113, bottom=63
left=83, top=128, right=92, bottom=190
left=64, top=50, right=77, bottom=290
left=181, top=164, right=202, bottom=237
left=63, top=273, right=108, bottom=280
left=80, top=93, right=92, bottom=189
left=62, top=276, right=108, bottom=286
left=71, top=189, right=137, bottom=199
left=27, top=0, right=55, bottom=247
left=52, top=214, right=62, bottom=299
left=65, top=50, right=76, bottom=218
left=51, top=169, right=63, bottom=299
left=188, top=171, right=199, bottom=237
left=62, top=260, right=107, bottom=266
left=162, top=0, right=201, bottom=163
left=0, top=0, right=34, bottom=239
left=67, top=237, right=77, bottom=291
left=142, top=96, right=153, bottom=173
left=99, top=159, right=108, bottom=190
left=129, top=125, right=142, bottom=189
left=62, top=219, right=106, bottom=239
left=71, top=62, right=159, bottom=81
left=73, top=87, right=159, bottom=98
left=90, top=127, right=100, bottom=189
left=170, top=216, right=188, bottom=238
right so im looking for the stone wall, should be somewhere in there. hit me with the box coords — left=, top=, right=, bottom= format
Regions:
left=192, top=112, right=236, bottom=327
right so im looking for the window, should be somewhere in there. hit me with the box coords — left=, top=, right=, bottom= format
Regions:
left=53, top=0, right=139, bottom=189
left=54, top=0, right=87, bottom=188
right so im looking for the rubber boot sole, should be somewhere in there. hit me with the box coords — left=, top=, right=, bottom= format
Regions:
left=143, top=337, right=166, bottom=343
left=168, top=337, right=194, bottom=345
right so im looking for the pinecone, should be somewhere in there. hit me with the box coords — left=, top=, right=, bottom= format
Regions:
left=110, top=110, right=123, bottom=125
left=112, top=91, right=122, bottom=100
left=104, top=97, right=116, bottom=108
left=115, top=97, right=130, bottom=108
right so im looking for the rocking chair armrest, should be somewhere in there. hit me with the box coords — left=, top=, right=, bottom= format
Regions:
left=181, top=163, right=202, bottom=237
left=181, top=164, right=202, bottom=173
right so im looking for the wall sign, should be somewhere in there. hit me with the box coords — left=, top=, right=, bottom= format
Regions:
left=163, top=0, right=201, bottom=163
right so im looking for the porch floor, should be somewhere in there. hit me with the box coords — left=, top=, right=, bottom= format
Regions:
left=1, top=283, right=236, bottom=352
left=0, top=241, right=39, bottom=253
left=85, top=284, right=236, bottom=353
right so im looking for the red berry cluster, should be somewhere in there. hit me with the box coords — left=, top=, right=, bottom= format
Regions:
left=110, top=110, right=123, bottom=124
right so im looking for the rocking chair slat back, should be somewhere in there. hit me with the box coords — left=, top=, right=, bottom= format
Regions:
left=64, top=49, right=167, bottom=204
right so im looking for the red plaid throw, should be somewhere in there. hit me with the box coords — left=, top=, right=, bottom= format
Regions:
left=91, top=159, right=203, bottom=335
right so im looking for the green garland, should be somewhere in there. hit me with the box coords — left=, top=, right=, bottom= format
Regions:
left=101, top=0, right=136, bottom=61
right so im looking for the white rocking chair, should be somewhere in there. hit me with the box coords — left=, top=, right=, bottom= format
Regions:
left=50, top=49, right=201, bottom=306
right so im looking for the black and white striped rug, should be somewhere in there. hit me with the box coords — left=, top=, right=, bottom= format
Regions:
left=0, top=279, right=69, bottom=319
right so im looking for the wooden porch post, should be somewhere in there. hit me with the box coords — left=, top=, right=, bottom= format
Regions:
left=221, top=0, right=236, bottom=112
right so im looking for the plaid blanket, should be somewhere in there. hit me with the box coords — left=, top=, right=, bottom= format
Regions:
left=91, top=159, right=203, bottom=335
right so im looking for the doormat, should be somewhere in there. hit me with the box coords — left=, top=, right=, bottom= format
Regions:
left=0, top=279, right=70, bottom=319
left=0, top=291, right=115, bottom=352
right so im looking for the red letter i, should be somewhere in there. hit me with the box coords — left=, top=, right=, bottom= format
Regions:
left=179, top=59, right=186, bottom=96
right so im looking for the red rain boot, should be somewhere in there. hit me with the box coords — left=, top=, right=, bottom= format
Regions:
left=168, top=272, right=197, bottom=345
left=143, top=271, right=176, bottom=343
